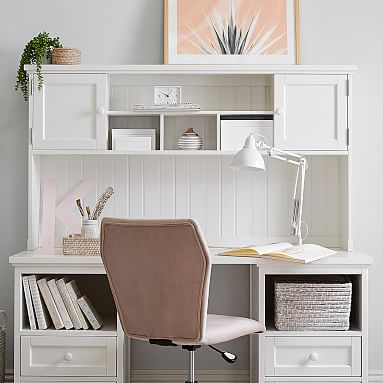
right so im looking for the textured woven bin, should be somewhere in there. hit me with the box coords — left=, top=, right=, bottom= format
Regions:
left=52, top=48, right=81, bottom=64
left=63, top=235, right=100, bottom=256
left=274, top=276, right=352, bottom=331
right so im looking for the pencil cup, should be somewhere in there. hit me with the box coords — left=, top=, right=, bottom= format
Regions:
left=81, top=219, right=99, bottom=239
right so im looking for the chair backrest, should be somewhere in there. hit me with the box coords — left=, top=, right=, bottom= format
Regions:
left=100, top=218, right=211, bottom=344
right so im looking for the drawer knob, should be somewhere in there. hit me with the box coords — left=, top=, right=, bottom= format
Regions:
left=97, top=107, right=106, bottom=116
left=274, top=107, right=283, bottom=116
left=64, top=352, right=73, bottom=361
left=309, top=352, right=319, bottom=361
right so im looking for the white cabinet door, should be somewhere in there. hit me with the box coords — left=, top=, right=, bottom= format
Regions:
left=274, top=74, right=348, bottom=151
left=32, top=73, right=108, bottom=149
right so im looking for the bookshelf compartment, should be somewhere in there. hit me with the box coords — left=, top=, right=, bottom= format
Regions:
left=164, top=115, right=217, bottom=150
left=108, top=73, right=273, bottom=112
left=21, top=274, right=117, bottom=333
left=109, top=115, right=160, bottom=151
left=264, top=274, right=362, bottom=334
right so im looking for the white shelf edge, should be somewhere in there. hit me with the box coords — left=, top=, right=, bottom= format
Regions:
left=31, top=149, right=349, bottom=156
left=107, top=110, right=274, bottom=117
left=265, top=328, right=362, bottom=337
left=24, top=64, right=358, bottom=75
left=20, top=313, right=117, bottom=335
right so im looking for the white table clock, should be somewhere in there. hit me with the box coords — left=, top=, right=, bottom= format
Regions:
left=154, top=86, right=182, bottom=105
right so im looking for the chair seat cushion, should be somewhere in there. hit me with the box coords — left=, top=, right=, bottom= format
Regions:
left=174, top=314, right=265, bottom=345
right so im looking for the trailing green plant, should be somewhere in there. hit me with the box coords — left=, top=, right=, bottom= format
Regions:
left=15, top=31, right=62, bottom=101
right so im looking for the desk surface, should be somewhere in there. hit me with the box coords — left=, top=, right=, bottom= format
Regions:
left=9, top=247, right=373, bottom=267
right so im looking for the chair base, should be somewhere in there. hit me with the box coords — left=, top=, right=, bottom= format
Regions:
left=182, top=345, right=200, bottom=383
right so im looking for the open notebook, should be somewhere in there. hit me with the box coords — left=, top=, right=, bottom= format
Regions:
left=220, top=243, right=337, bottom=263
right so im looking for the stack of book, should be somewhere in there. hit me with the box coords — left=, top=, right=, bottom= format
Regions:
left=22, top=275, right=103, bottom=330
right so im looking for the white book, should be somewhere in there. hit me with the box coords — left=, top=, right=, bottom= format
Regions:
left=37, top=278, right=64, bottom=330
left=66, top=280, right=89, bottom=330
left=56, top=278, right=82, bottom=330
left=221, top=243, right=337, bottom=264
left=47, top=278, right=73, bottom=329
left=27, top=275, right=50, bottom=330
left=22, top=276, right=36, bottom=330
left=77, top=295, right=103, bottom=330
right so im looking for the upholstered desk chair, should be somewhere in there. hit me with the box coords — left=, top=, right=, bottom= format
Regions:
left=100, top=218, right=264, bottom=383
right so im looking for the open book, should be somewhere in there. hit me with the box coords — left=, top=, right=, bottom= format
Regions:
left=220, top=243, right=337, bottom=264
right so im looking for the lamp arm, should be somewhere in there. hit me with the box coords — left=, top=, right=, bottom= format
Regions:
left=255, top=141, right=305, bottom=162
left=256, top=139, right=307, bottom=245
left=293, top=159, right=306, bottom=246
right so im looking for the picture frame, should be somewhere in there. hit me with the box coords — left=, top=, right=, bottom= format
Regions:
left=164, top=0, right=300, bottom=65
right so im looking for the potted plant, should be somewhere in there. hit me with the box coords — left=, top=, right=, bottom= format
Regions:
left=15, top=31, right=62, bottom=101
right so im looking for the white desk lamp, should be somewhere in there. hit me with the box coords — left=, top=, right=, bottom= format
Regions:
left=231, top=134, right=307, bottom=246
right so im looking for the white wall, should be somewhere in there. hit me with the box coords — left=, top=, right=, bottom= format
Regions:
left=300, top=0, right=383, bottom=373
left=1, top=0, right=382, bottom=375
left=0, top=0, right=164, bottom=370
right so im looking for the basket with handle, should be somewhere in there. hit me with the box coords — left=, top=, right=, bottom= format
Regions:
left=0, top=311, right=6, bottom=383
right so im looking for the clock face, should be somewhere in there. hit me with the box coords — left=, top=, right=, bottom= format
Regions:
left=154, top=86, right=181, bottom=105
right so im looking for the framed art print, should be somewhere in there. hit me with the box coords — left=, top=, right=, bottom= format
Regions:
left=164, top=0, right=300, bottom=65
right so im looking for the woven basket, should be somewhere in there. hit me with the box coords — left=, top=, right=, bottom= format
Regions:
left=63, top=234, right=100, bottom=256
left=52, top=48, right=81, bottom=65
left=274, top=276, right=352, bottom=331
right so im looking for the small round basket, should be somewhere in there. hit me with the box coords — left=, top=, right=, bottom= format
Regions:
left=52, top=48, right=81, bottom=65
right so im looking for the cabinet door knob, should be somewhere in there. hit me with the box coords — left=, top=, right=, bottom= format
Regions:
left=309, top=352, right=319, bottom=361
left=274, top=108, right=283, bottom=116
left=97, top=107, right=106, bottom=115
left=64, top=352, right=73, bottom=361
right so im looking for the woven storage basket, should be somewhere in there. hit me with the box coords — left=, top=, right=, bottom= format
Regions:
left=52, top=48, right=81, bottom=64
left=274, top=276, right=352, bottom=331
left=63, top=234, right=100, bottom=256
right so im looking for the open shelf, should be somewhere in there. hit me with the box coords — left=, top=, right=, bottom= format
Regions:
left=21, top=274, right=117, bottom=333
left=164, top=114, right=217, bottom=150
left=264, top=274, right=362, bottom=335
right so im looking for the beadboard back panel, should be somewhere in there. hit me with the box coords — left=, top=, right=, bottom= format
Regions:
left=38, top=155, right=345, bottom=248
left=109, top=74, right=273, bottom=111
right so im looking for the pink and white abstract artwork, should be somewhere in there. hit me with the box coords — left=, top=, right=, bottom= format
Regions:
left=166, top=0, right=298, bottom=64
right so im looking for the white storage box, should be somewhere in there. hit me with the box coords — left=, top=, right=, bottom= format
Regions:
left=114, top=136, right=152, bottom=151
left=112, top=129, right=156, bottom=151
left=220, top=116, right=273, bottom=151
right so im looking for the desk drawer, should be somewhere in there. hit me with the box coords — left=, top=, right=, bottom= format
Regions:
left=21, top=336, right=116, bottom=377
left=265, top=336, right=361, bottom=377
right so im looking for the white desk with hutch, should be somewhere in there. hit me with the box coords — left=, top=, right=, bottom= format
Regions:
left=10, top=64, right=373, bottom=383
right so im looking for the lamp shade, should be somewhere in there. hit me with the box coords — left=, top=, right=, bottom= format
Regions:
left=230, top=134, right=265, bottom=172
